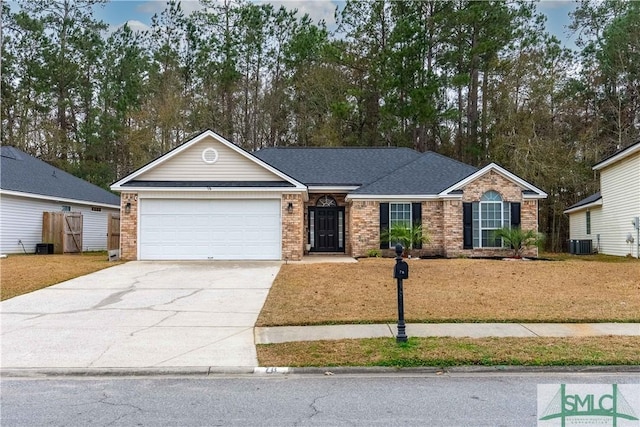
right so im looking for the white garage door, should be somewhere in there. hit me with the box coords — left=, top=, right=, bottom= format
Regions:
left=139, top=199, right=281, bottom=260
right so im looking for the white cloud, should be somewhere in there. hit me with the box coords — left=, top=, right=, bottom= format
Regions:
left=136, top=0, right=205, bottom=16
left=258, top=0, right=339, bottom=26
left=125, top=19, right=152, bottom=32
left=106, top=19, right=151, bottom=35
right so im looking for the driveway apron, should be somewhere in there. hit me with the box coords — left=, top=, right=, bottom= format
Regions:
left=0, top=261, right=281, bottom=369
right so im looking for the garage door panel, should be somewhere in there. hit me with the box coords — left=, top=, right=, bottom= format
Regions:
left=139, top=199, right=281, bottom=260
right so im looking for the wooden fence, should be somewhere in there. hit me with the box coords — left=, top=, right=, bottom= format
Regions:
left=107, top=213, right=120, bottom=251
left=42, top=212, right=83, bottom=254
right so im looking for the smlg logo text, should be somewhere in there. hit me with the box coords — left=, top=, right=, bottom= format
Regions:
left=538, top=384, right=640, bottom=427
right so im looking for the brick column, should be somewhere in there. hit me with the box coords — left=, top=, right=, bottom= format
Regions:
left=282, top=193, right=304, bottom=261
left=120, top=192, right=138, bottom=260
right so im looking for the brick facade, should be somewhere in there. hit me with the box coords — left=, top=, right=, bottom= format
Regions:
left=421, top=200, right=445, bottom=257
left=282, top=193, right=304, bottom=261
left=120, top=192, right=138, bottom=260
left=345, top=170, right=540, bottom=259
left=445, top=170, right=540, bottom=257
left=348, top=200, right=380, bottom=257
left=120, top=171, right=539, bottom=260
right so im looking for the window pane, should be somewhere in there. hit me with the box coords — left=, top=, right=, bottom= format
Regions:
left=338, top=211, right=344, bottom=248
left=310, top=211, right=315, bottom=248
left=478, top=195, right=505, bottom=248
left=481, top=191, right=502, bottom=202
left=472, top=202, right=479, bottom=247
left=389, top=203, right=411, bottom=226
left=481, top=202, right=501, bottom=228
left=482, top=230, right=501, bottom=247
left=389, top=203, right=411, bottom=248
left=503, top=202, right=510, bottom=228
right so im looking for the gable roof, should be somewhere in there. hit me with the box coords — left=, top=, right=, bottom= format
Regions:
left=349, top=151, right=478, bottom=197
left=253, top=147, right=421, bottom=187
left=564, top=192, right=603, bottom=214
left=438, top=163, right=548, bottom=199
left=111, top=129, right=306, bottom=191
left=593, top=140, right=640, bottom=171
left=0, top=146, right=120, bottom=207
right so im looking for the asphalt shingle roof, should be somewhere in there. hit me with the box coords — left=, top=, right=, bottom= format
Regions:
left=122, top=180, right=294, bottom=188
left=1, top=146, right=120, bottom=206
left=353, top=151, right=479, bottom=195
left=566, top=192, right=602, bottom=211
left=253, top=147, right=422, bottom=186
left=253, top=147, right=482, bottom=195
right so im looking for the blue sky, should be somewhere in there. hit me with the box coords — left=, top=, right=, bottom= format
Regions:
left=95, top=0, right=579, bottom=50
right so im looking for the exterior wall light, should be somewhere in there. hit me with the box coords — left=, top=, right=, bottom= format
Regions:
left=125, top=202, right=131, bottom=214
left=287, top=202, right=293, bottom=213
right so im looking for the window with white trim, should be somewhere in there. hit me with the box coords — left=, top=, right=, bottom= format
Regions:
left=389, top=203, right=411, bottom=248
left=472, top=191, right=510, bottom=248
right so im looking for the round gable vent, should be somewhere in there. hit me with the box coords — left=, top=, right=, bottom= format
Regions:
left=202, top=147, right=219, bottom=164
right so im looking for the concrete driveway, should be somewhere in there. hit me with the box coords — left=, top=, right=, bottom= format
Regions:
left=0, top=261, right=281, bottom=371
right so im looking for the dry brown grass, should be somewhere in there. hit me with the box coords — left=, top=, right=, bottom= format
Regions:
left=257, top=336, right=640, bottom=367
left=0, top=252, right=122, bottom=300
left=257, top=258, right=640, bottom=326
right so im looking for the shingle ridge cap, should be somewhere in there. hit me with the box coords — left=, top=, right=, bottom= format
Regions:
left=354, top=154, right=428, bottom=191
left=258, top=146, right=416, bottom=150
left=422, top=150, right=479, bottom=171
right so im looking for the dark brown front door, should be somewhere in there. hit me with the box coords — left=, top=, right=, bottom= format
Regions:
left=316, top=208, right=338, bottom=252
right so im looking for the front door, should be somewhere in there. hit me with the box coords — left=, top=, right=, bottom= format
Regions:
left=316, top=208, right=338, bottom=252
left=309, top=206, right=345, bottom=253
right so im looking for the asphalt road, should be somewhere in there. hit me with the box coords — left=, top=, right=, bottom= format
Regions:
left=2, top=372, right=638, bottom=426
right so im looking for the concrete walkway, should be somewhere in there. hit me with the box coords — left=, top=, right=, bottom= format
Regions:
left=255, top=323, right=640, bottom=344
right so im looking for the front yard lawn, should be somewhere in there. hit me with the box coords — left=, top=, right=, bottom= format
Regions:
left=257, top=336, right=640, bottom=367
left=0, top=252, right=122, bottom=300
left=256, top=257, right=640, bottom=326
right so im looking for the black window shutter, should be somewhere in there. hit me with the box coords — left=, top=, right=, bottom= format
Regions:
left=380, top=203, right=389, bottom=249
left=511, top=202, right=521, bottom=228
left=463, top=202, right=473, bottom=249
left=412, top=202, right=422, bottom=249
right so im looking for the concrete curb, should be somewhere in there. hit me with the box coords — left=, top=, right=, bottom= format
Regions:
left=2, top=365, right=639, bottom=378
left=284, top=365, right=640, bottom=375
left=0, top=367, right=254, bottom=378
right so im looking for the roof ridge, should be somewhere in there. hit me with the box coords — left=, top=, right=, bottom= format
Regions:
left=257, top=146, right=416, bottom=151
left=355, top=154, right=430, bottom=190
left=423, top=150, right=480, bottom=171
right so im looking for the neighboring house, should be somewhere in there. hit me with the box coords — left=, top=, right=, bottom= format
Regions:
left=111, top=130, right=547, bottom=261
left=564, top=141, right=640, bottom=257
left=0, top=146, right=120, bottom=254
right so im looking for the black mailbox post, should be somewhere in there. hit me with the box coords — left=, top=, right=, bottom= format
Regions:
left=394, top=244, right=408, bottom=342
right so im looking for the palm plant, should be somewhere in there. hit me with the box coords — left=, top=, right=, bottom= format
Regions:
left=381, top=222, right=430, bottom=252
left=495, top=227, right=544, bottom=258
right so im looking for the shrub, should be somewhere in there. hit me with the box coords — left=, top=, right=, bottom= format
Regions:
left=381, top=222, right=431, bottom=251
left=366, top=248, right=381, bottom=258
left=495, top=227, right=545, bottom=258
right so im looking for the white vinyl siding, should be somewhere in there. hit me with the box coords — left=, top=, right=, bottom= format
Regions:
left=568, top=207, right=603, bottom=250
left=136, top=135, right=282, bottom=182
left=0, top=193, right=118, bottom=254
left=138, top=198, right=281, bottom=260
left=597, top=152, right=640, bottom=256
